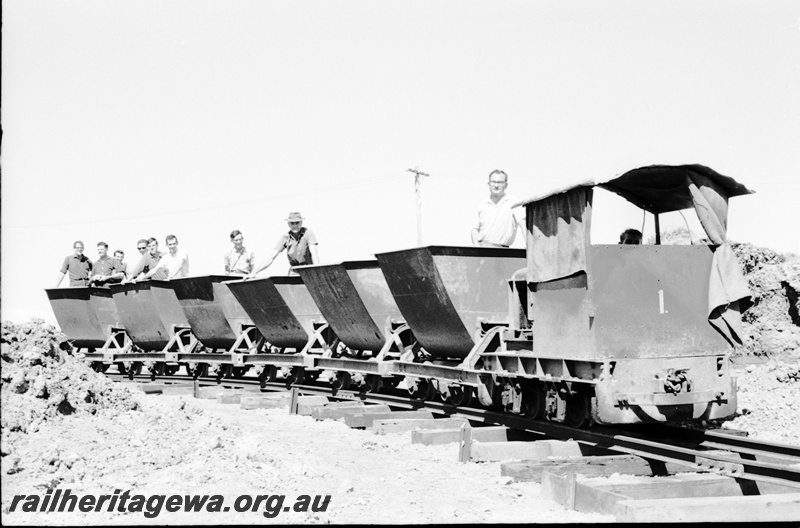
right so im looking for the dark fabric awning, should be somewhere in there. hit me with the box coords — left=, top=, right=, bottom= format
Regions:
left=597, top=164, right=754, bottom=214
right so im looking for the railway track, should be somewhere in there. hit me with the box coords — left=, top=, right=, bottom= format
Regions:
left=110, top=371, right=800, bottom=491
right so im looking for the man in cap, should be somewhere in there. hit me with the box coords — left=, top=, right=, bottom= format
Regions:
left=55, top=241, right=93, bottom=287
left=248, top=212, right=319, bottom=277
left=470, top=169, right=525, bottom=248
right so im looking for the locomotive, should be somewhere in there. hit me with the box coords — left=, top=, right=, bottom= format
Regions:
left=46, top=164, right=754, bottom=428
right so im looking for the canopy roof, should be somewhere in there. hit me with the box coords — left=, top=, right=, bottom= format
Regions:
left=516, top=164, right=754, bottom=213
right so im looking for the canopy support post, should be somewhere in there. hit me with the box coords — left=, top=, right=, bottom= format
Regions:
left=654, top=213, right=661, bottom=245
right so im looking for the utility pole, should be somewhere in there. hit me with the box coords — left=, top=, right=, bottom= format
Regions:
left=407, top=167, right=430, bottom=246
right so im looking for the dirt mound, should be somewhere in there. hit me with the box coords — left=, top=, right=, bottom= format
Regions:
left=1, top=320, right=141, bottom=439
left=726, top=361, right=800, bottom=444
left=648, top=226, right=709, bottom=246
left=732, top=243, right=800, bottom=362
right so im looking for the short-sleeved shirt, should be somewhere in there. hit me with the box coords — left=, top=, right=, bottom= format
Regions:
left=475, top=194, right=524, bottom=247
left=150, top=248, right=189, bottom=280
left=275, top=228, right=317, bottom=266
left=224, top=246, right=256, bottom=275
left=129, top=252, right=163, bottom=279
left=93, top=256, right=120, bottom=278
left=60, top=254, right=93, bottom=286
left=117, top=261, right=128, bottom=278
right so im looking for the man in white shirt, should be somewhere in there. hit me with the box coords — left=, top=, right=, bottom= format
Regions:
left=141, top=234, right=189, bottom=280
left=470, top=169, right=525, bottom=248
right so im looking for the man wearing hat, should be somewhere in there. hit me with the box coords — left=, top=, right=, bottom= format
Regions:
left=248, top=212, right=319, bottom=277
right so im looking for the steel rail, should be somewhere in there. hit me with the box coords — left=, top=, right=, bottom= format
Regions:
left=627, top=423, right=800, bottom=461
left=110, top=372, right=800, bottom=489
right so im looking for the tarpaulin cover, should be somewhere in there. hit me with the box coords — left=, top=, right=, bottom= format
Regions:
left=708, top=244, right=752, bottom=346
left=598, top=164, right=752, bottom=215
left=526, top=187, right=593, bottom=283
left=518, top=164, right=753, bottom=213
left=521, top=164, right=753, bottom=346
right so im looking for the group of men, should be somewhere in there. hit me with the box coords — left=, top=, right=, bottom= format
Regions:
left=55, top=212, right=319, bottom=288
left=55, top=235, right=190, bottom=287
left=56, top=174, right=641, bottom=288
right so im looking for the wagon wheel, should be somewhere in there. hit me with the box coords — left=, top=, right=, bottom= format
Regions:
left=258, top=365, right=277, bottom=387
left=285, top=366, right=305, bottom=387
left=218, top=364, right=233, bottom=382
left=304, top=370, right=321, bottom=384
left=491, top=378, right=509, bottom=410
left=360, top=375, right=382, bottom=394
left=165, top=364, right=181, bottom=376
left=91, top=361, right=109, bottom=373
left=564, top=394, right=593, bottom=428
left=331, top=371, right=351, bottom=392
left=186, top=362, right=209, bottom=379
left=127, top=361, right=143, bottom=380
left=231, top=366, right=250, bottom=379
left=447, top=385, right=473, bottom=407
left=381, top=376, right=403, bottom=391
left=150, top=362, right=166, bottom=380
left=423, top=379, right=438, bottom=401
left=116, top=362, right=129, bottom=376
left=521, top=383, right=546, bottom=420
left=408, top=378, right=435, bottom=401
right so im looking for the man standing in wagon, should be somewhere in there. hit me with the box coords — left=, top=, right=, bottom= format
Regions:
left=471, top=169, right=525, bottom=248
left=248, top=212, right=319, bottom=276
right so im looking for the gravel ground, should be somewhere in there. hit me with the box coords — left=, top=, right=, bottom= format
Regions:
left=725, top=362, right=800, bottom=445
left=1, top=391, right=613, bottom=525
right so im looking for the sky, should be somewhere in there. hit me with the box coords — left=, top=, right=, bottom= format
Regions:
left=3, top=0, right=799, bottom=325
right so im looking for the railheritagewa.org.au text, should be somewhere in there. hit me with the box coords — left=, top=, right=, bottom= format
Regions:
left=9, top=489, right=331, bottom=518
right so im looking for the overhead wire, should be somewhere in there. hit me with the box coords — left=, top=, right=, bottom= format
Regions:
left=5, top=174, right=406, bottom=229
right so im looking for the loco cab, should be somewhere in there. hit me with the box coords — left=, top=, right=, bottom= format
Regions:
left=503, top=164, right=754, bottom=425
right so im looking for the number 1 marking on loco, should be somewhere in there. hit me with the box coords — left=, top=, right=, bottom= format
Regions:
left=658, top=289, right=667, bottom=314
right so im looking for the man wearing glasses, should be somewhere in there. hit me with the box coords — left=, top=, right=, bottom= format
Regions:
left=225, top=230, right=256, bottom=276
left=55, top=241, right=93, bottom=287
left=121, top=239, right=148, bottom=280
left=470, top=169, right=525, bottom=248
left=125, top=237, right=164, bottom=282
left=248, top=212, right=319, bottom=277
